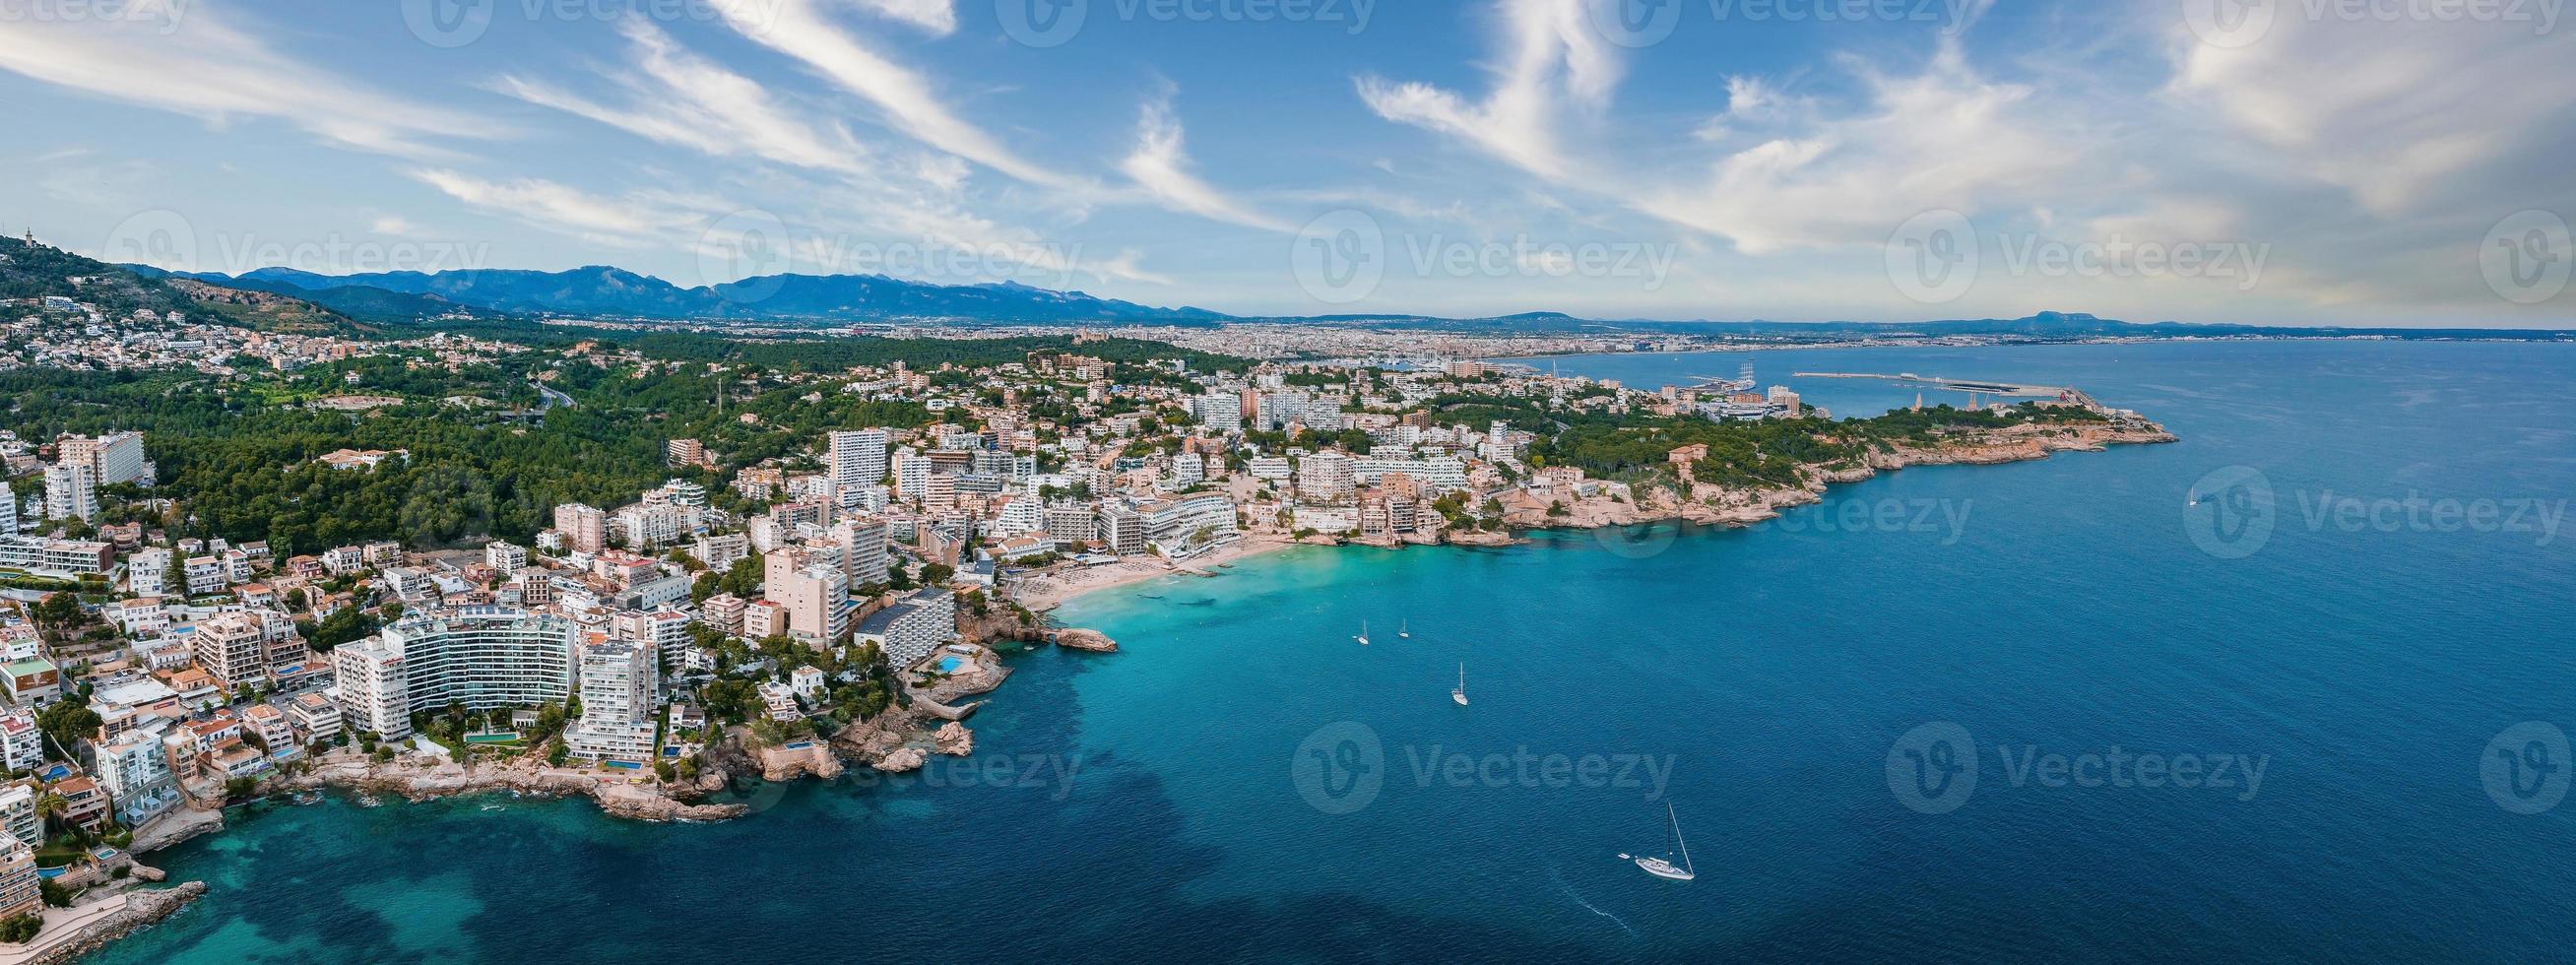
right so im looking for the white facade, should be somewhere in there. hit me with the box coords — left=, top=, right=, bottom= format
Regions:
left=42, top=462, right=97, bottom=522
left=564, top=642, right=657, bottom=764
left=829, top=429, right=889, bottom=507
left=333, top=636, right=412, bottom=740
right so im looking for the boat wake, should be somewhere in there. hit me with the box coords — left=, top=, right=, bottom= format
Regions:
left=1550, top=866, right=1639, bottom=937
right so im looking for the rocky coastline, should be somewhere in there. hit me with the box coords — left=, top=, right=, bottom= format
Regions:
left=7, top=881, right=207, bottom=965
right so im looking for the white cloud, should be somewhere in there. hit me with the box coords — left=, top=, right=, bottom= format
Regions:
left=411, top=169, right=697, bottom=248
left=1119, top=95, right=1294, bottom=233
left=707, top=0, right=1074, bottom=188
left=0, top=4, right=491, bottom=159
left=495, top=19, right=870, bottom=175
left=1645, top=42, right=2077, bottom=253
left=1356, top=0, right=1624, bottom=180
left=850, top=0, right=958, bottom=34
left=2164, top=13, right=2576, bottom=216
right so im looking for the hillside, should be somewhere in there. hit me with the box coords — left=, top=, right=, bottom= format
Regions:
left=170, top=266, right=1233, bottom=324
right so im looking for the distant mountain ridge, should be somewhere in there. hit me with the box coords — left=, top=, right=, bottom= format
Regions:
left=159, top=265, right=1232, bottom=324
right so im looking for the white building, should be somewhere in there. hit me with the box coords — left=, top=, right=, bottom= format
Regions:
left=484, top=542, right=529, bottom=574
left=128, top=547, right=171, bottom=597
left=332, top=636, right=411, bottom=740
left=370, top=608, right=576, bottom=715
left=42, top=462, right=97, bottom=523
left=564, top=642, right=657, bottom=764
left=829, top=429, right=889, bottom=507
left=854, top=588, right=958, bottom=669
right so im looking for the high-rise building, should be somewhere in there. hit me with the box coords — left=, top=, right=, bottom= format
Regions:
left=372, top=608, right=576, bottom=714
left=765, top=549, right=853, bottom=644
left=1297, top=452, right=1357, bottom=501
left=58, top=431, right=149, bottom=486
left=192, top=611, right=276, bottom=692
left=564, top=642, right=657, bottom=764
left=831, top=515, right=891, bottom=590
left=553, top=503, right=607, bottom=553
left=0, top=836, right=39, bottom=920
left=332, top=636, right=411, bottom=740
left=829, top=429, right=889, bottom=507
left=1192, top=392, right=1244, bottom=431
left=892, top=450, right=932, bottom=500
left=43, top=462, right=97, bottom=522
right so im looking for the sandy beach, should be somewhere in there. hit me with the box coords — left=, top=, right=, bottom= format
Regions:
left=1013, top=532, right=1300, bottom=611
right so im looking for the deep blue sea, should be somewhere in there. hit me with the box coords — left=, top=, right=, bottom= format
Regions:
left=99, top=341, right=2576, bottom=963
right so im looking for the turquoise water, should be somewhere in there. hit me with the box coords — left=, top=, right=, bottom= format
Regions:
left=102, top=341, right=2576, bottom=962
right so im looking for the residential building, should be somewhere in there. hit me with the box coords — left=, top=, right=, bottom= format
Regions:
left=553, top=503, right=607, bottom=554
left=0, top=837, right=37, bottom=920
left=563, top=642, right=657, bottom=764
left=42, top=462, right=97, bottom=522
left=332, top=637, right=410, bottom=740
left=854, top=588, right=958, bottom=669
left=367, top=608, right=576, bottom=716
left=829, top=429, right=888, bottom=507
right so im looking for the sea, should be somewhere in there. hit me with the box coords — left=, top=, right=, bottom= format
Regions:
left=97, top=340, right=2576, bottom=963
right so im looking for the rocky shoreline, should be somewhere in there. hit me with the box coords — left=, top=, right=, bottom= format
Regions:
left=277, top=754, right=749, bottom=822
left=9, top=882, right=207, bottom=965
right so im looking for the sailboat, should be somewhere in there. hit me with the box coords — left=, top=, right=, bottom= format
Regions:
left=1355, top=619, right=1370, bottom=646
left=1620, top=803, right=1697, bottom=881
left=1399, top=619, right=1411, bottom=640
left=1451, top=663, right=1468, bottom=706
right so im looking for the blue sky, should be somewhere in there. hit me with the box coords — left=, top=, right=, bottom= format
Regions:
left=3, top=0, right=2572, bottom=325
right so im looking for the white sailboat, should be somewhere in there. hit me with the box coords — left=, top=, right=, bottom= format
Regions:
left=1451, top=663, right=1468, bottom=706
left=1399, top=619, right=1411, bottom=639
left=1620, top=803, right=1697, bottom=881
left=1355, top=619, right=1370, bottom=646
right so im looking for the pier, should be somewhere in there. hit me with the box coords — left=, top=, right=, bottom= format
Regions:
left=1792, top=371, right=2096, bottom=408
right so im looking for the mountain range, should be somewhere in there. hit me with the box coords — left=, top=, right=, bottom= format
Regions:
left=84, top=257, right=2576, bottom=342
left=143, top=265, right=1229, bottom=325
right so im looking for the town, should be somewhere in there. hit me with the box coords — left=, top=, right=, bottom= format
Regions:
left=0, top=237, right=2169, bottom=956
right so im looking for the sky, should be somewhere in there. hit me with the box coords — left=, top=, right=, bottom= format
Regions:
left=1, top=0, right=2572, bottom=326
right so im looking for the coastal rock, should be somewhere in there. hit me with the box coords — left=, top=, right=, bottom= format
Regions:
left=20, top=881, right=208, bottom=965
left=934, top=722, right=975, bottom=756
left=873, top=747, right=928, bottom=773
left=1052, top=628, right=1119, bottom=653
left=756, top=740, right=844, bottom=783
